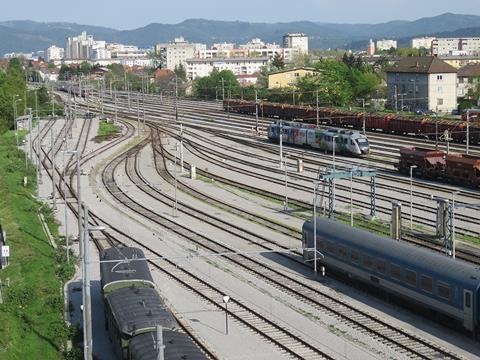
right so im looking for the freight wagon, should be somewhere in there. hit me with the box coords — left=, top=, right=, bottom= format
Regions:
left=225, top=99, right=480, bottom=145
left=398, top=147, right=480, bottom=188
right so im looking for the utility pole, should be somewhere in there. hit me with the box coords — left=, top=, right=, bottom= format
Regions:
left=137, top=93, right=140, bottom=137
left=180, top=124, right=184, bottom=173
left=156, top=325, right=165, bottom=360
left=28, top=108, right=33, bottom=165
left=255, top=89, right=259, bottom=135
left=142, top=90, right=146, bottom=131
left=435, top=109, right=438, bottom=150
left=279, top=132, right=283, bottom=169
left=37, top=105, right=42, bottom=185
left=67, top=150, right=82, bottom=257
left=51, top=129, right=56, bottom=210
left=82, top=204, right=92, bottom=360
left=316, top=90, right=319, bottom=127
left=466, top=110, right=470, bottom=155
left=173, top=143, right=179, bottom=217
left=114, top=88, right=118, bottom=123
left=175, top=75, right=179, bottom=122
left=63, top=142, right=69, bottom=263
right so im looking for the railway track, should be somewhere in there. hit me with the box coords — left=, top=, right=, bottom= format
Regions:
left=102, top=138, right=335, bottom=359
left=92, top=92, right=480, bottom=205
left=31, top=114, right=218, bottom=359
left=156, top=123, right=479, bottom=239
left=154, top=124, right=480, bottom=264
left=101, top=124, right=466, bottom=359
left=70, top=98, right=480, bottom=262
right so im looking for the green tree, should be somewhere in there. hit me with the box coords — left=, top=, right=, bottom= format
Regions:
left=295, top=58, right=380, bottom=107
left=79, top=61, right=92, bottom=75
left=192, top=69, right=240, bottom=100
left=271, top=53, right=285, bottom=70
left=296, top=59, right=353, bottom=106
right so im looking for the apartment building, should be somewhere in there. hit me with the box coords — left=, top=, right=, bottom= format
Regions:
left=283, top=33, right=309, bottom=54
left=432, top=37, right=480, bottom=56
left=186, top=57, right=269, bottom=80
left=45, top=46, right=64, bottom=62
left=386, top=57, right=458, bottom=113
left=410, top=37, right=435, bottom=49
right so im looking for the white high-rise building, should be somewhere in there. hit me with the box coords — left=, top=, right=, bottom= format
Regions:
left=432, top=37, right=480, bottom=56
left=376, top=39, right=397, bottom=51
left=155, top=37, right=206, bottom=70
left=283, top=33, right=309, bottom=54
left=65, top=31, right=95, bottom=59
left=45, top=45, right=64, bottom=62
left=410, top=37, right=435, bottom=49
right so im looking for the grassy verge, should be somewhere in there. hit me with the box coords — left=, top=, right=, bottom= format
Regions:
left=95, top=120, right=119, bottom=142
left=0, top=130, right=76, bottom=359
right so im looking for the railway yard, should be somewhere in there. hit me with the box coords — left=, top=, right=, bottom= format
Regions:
left=27, top=88, right=480, bottom=359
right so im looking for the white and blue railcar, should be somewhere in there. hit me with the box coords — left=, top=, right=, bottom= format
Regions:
left=268, top=121, right=369, bottom=156
left=302, top=217, right=480, bottom=335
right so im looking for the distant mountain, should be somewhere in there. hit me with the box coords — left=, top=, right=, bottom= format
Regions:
left=2, top=13, right=480, bottom=54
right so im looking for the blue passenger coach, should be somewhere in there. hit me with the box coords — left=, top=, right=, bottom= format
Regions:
left=303, top=217, right=480, bottom=335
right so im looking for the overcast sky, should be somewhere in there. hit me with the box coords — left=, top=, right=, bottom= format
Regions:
left=1, top=0, right=479, bottom=29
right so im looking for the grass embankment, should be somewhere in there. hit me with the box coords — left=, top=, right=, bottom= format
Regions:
left=0, top=130, right=76, bottom=359
left=95, top=120, right=120, bottom=142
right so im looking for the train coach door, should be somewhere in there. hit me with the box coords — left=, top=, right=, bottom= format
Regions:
left=464, top=289, right=474, bottom=331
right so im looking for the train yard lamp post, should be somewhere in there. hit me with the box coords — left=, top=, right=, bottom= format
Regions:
left=50, top=129, right=57, bottom=211
left=284, top=153, right=289, bottom=212
left=114, top=87, right=118, bottom=123
left=316, top=90, right=319, bottom=127
left=255, top=89, right=259, bottom=135
left=27, top=108, right=33, bottom=168
left=37, top=117, right=42, bottom=185
left=82, top=203, right=105, bottom=360
left=175, top=75, right=179, bottom=122
left=279, top=130, right=283, bottom=169
left=142, top=91, right=146, bottom=131
left=180, top=124, right=184, bottom=173
left=13, top=96, right=21, bottom=148
left=223, top=295, right=230, bottom=335
left=62, top=139, right=70, bottom=263
left=311, top=179, right=327, bottom=278
left=173, top=143, right=179, bottom=217
left=136, top=93, right=140, bottom=137
left=67, top=150, right=82, bottom=256
left=155, top=325, right=165, bottom=360
left=409, top=165, right=417, bottom=230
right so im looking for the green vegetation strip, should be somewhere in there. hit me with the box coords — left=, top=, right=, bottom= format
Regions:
left=95, top=120, right=120, bottom=141
left=0, top=130, right=76, bottom=359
